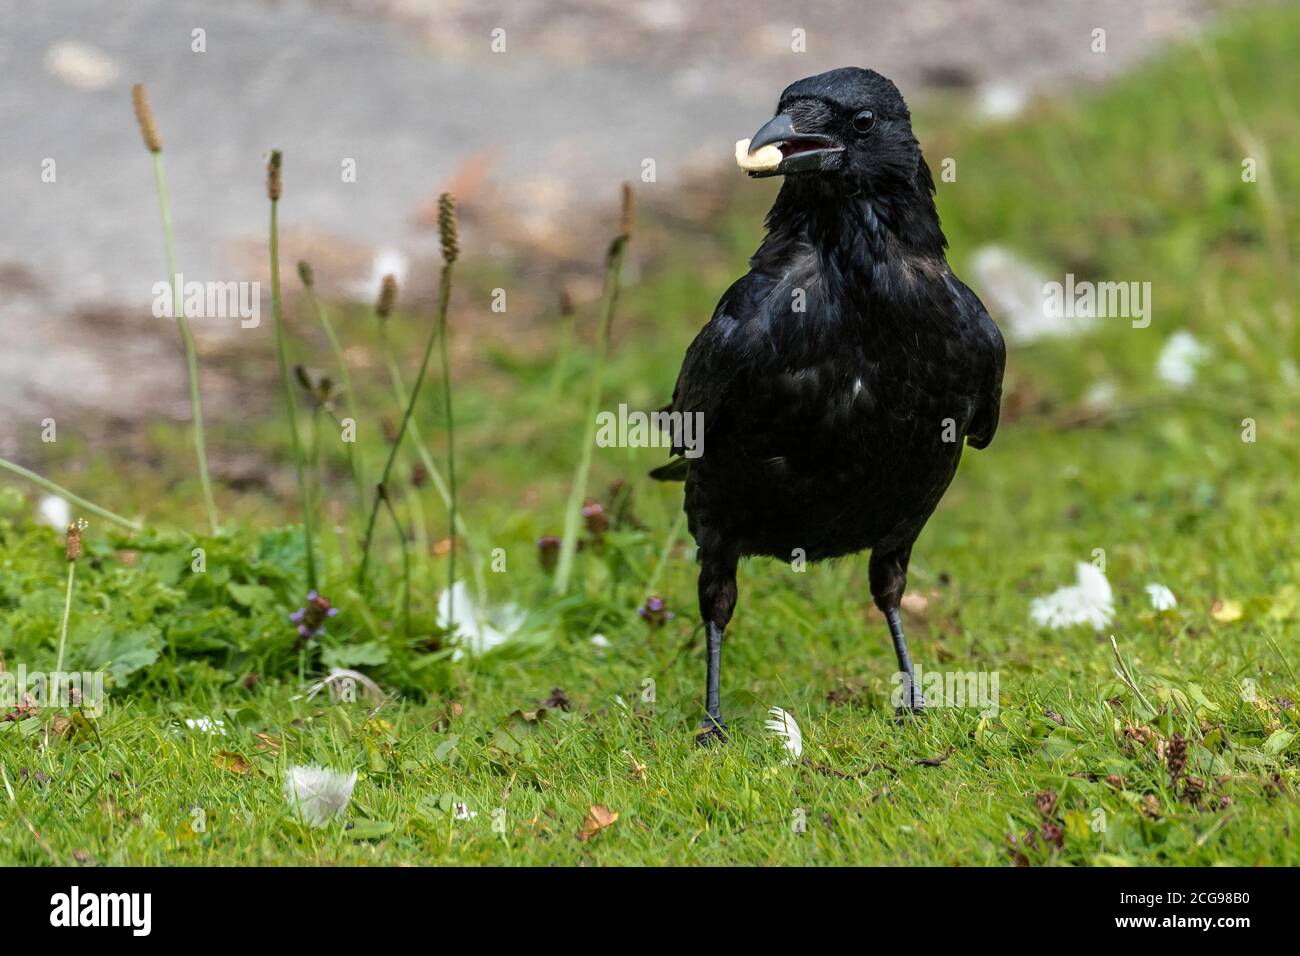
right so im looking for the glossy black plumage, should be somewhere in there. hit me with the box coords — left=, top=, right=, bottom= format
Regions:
left=651, top=67, right=1005, bottom=741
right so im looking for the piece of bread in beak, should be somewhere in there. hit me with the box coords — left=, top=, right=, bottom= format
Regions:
left=735, top=138, right=782, bottom=173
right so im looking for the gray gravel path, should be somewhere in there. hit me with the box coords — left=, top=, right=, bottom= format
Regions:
left=0, top=0, right=1232, bottom=446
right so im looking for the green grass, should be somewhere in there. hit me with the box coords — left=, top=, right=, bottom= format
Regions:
left=2, top=5, right=1299, bottom=865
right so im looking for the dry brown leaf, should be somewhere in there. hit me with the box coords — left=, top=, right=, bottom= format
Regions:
left=900, top=592, right=930, bottom=619
left=579, top=804, right=619, bottom=842
left=214, top=751, right=252, bottom=775
left=2, top=693, right=39, bottom=722
left=1123, top=724, right=1155, bottom=744
left=1210, top=599, right=1243, bottom=623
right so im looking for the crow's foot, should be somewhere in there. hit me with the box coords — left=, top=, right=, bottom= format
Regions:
left=696, top=719, right=729, bottom=747
left=894, top=690, right=926, bottom=720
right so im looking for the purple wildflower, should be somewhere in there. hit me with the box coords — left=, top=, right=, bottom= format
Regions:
left=582, top=500, right=610, bottom=538
left=291, top=591, right=339, bottom=644
left=1041, top=821, right=1065, bottom=850
left=638, top=594, right=674, bottom=628
left=537, top=536, right=561, bottom=571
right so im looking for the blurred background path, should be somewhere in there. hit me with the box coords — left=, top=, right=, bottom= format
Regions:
left=0, top=0, right=1233, bottom=446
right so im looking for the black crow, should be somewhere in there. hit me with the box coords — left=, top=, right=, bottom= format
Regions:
left=651, top=68, right=1005, bottom=744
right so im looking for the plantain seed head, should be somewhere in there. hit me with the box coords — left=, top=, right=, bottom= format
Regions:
left=376, top=273, right=398, bottom=318
left=437, top=193, right=459, bottom=265
left=131, top=83, right=163, bottom=153
left=619, top=181, right=635, bottom=239
left=65, top=519, right=87, bottom=562
left=267, top=150, right=283, bottom=201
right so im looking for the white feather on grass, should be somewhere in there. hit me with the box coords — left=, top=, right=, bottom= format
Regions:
left=298, top=668, right=385, bottom=704
left=1030, top=562, right=1114, bottom=631
left=1146, top=582, right=1177, bottom=612
left=283, top=765, right=357, bottom=828
left=765, top=707, right=803, bottom=762
left=968, top=245, right=1093, bottom=344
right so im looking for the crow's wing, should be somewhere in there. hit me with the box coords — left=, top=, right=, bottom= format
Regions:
left=653, top=271, right=776, bottom=472
left=947, top=273, right=1005, bottom=450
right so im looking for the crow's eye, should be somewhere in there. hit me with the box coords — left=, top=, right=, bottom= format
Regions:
left=852, top=109, right=876, bottom=134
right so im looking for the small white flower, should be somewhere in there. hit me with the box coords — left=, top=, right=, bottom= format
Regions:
left=1030, top=562, right=1114, bottom=631
left=437, top=581, right=524, bottom=658
left=181, top=717, right=227, bottom=735
left=1083, top=379, right=1118, bottom=410
left=350, top=247, right=409, bottom=302
left=37, top=495, right=71, bottom=530
left=975, top=81, right=1028, bottom=121
left=590, top=633, right=611, bottom=649
left=452, top=802, right=477, bottom=821
left=1156, top=330, right=1209, bottom=389
left=765, top=706, right=803, bottom=762
left=44, top=41, right=119, bottom=91
left=283, top=765, right=357, bottom=828
left=1146, top=582, right=1177, bottom=612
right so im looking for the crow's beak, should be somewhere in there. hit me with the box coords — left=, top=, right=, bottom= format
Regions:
left=735, top=112, right=842, bottom=178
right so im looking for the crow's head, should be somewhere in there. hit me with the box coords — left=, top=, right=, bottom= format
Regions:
left=737, top=68, right=921, bottom=194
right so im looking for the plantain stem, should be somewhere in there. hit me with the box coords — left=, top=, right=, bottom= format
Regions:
left=55, top=562, right=76, bottom=674
left=379, top=488, right=411, bottom=638
left=152, top=152, right=219, bottom=533
left=304, top=284, right=366, bottom=508
left=357, top=263, right=455, bottom=590
left=269, top=195, right=318, bottom=590
left=435, top=267, right=459, bottom=628
left=0, top=457, right=141, bottom=531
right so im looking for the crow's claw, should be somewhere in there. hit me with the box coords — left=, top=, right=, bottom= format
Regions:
left=894, top=691, right=926, bottom=721
left=696, top=720, right=729, bottom=747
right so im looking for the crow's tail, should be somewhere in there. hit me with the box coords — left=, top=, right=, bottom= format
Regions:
left=649, top=457, right=690, bottom=482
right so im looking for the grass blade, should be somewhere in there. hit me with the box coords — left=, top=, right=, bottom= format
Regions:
left=553, top=184, right=633, bottom=594
left=134, top=84, right=219, bottom=533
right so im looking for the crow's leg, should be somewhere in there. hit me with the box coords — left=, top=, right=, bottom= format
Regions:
left=870, top=546, right=925, bottom=715
left=697, top=551, right=738, bottom=746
